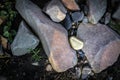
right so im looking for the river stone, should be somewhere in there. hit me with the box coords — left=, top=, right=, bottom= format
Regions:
left=113, top=5, right=120, bottom=20
left=69, top=36, right=84, bottom=50
left=61, top=0, right=80, bottom=11
left=16, top=0, right=77, bottom=72
left=44, top=0, right=67, bottom=22
left=87, top=0, right=107, bottom=24
left=77, top=23, right=120, bottom=73
left=11, top=21, right=39, bottom=56
left=71, top=11, right=84, bottom=23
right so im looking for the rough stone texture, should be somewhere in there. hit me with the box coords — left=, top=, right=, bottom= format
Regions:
left=71, top=11, right=84, bottom=22
left=87, top=0, right=107, bottom=24
left=44, top=0, right=67, bottom=22
left=113, top=5, right=120, bottom=20
left=61, top=0, right=80, bottom=11
left=69, top=36, right=84, bottom=50
left=11, top=21, right=39, bottom=56
left=16, top=0, right=77, bottom=72
left=77, top=23, right=120, bottom=73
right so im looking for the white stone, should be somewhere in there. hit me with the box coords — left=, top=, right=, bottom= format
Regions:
left=70, top=36, right=84, bottom=50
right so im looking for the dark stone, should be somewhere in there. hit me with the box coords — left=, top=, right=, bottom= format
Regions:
left=71, top=11, right=84, bottom=23
left=63, top=13, right=72, bottom=30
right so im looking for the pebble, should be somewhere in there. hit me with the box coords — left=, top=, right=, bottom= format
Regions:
left=46, top=64, right=53, bottom=71
left=31, top=62, right=39, bottom=66
left=43, top=0, right=67, bottom=22
left=71, top=11, right=84, bottom=23
left=70, top=36, right=84, bottom=50
left=63, top=13, right=72, bottom=30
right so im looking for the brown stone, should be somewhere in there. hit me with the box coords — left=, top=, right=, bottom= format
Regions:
left=43, top=0, right=67, bottom=22
left=61, top=0, right=80, bottom=11
left=16, top=0, right=77, bottom=72
left=77, top=23, right=120, bottom=73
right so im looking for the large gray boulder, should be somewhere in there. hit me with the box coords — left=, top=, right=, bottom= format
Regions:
left=43, top=0, right=67, bottom=22
left=87, top=0, right=107, bottom=24
left=11, top=21, right=39, bottom=56
left=77, top=23, right=120, bottom=73
left=16, top=0, right=77, bottom=72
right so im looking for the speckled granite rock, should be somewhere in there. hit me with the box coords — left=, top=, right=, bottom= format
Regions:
left=16, top=0, right=77, bottom=72
left=11, top=21, right=39, bottom=56
left=77, top=23, right=120, bottom=73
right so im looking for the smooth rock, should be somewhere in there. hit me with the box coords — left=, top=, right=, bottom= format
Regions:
left=61, top=0, right=80, bottom=11
left=44, top=0, right=67, bottom=22
left=87, top=0, right=107, bottom=24
left=63, top=13, right=72, bottom=30
left=82, top=67, right=92, bottom=79
left=11, top=21, right=39, bottom=56
left=77, top=23, right=120, bottom=73
left=16, top=0, right=77, bottom=72
left=113, top=5, right=120, bottom=20
left=71, top=11, right=84, bottom=22
left=46, top=64, right=53, bottom=71
left=31, top=62, right=39, bottom=66
left=70, top=36, right=84, bottom=50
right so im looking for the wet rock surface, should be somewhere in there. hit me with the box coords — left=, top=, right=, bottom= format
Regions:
left=11, top=21, right=39, bottom=56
